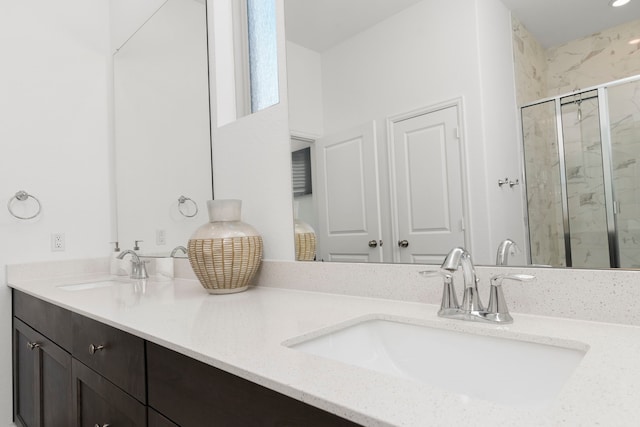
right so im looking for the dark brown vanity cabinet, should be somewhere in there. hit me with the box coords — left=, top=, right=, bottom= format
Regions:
left=13, top=291, right=146, bottom=427
left=12, top=290, right=361, bottom=427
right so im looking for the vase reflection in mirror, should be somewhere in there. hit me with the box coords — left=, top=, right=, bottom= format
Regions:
left=294, top=202, right=316, bottom=261
left=188, top=200, right=263, bottom=294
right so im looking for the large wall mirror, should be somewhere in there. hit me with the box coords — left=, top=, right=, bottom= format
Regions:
left=113, top=0, right=213, bottom=257
left=285, top=0, right=640, bottom=269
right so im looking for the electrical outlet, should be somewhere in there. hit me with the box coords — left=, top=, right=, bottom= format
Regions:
left=51, top=233, right=65, bottom=252
left=156, top=229, right=166, bottom=245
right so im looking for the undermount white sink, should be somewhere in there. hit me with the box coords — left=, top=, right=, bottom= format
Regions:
left=57, top=280, right=126, bottom=291
left=287, top=317, right=587, bottom=410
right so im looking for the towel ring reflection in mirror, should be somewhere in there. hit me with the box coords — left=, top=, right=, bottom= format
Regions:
left=8, top=190, right=42, bottom=220
left=178, top=195, right=198, bottom=218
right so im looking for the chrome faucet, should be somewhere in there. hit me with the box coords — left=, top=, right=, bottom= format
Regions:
left=496, top=239, right=519, bottom=266
left=440, top=247, right=483, bottom=312
left=170, top=245, right=187, bottom=257
left=116, top=250, right=149, bottom=279
left=421, top=247, right=534, bottom=324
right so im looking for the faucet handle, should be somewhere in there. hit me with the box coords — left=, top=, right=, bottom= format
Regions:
left=490, top=273, right=535, bottom=286
left=419, top=269, right=451, bottom=279
left=487, top=274, right=535, bottom=323
left=419, top=269, right=459, bottom=312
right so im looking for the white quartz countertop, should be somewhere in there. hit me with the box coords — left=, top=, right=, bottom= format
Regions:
left=8, top=274, right=640, bottom=426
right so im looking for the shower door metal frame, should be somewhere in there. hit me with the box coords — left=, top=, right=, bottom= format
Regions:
left=597, top=87, right=620, bottom=268
left=554, top=97, right=573, bottom=267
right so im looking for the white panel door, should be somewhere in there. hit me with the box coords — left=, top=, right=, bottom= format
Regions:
left=390, top=106, right=465, bottom=264
left=315, top=122, right=383, bottom=262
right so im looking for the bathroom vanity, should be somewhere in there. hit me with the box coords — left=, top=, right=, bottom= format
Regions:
left=9, top=258, right=640, bottom=426
left=12, top=289, right=355, bottom=427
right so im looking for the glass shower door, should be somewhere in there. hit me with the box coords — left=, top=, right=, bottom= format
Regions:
left=608, top=80, right=640, bottom=268
left=560, top=91, right=611, bottom=269
left=521, top=100, right=566, bottom=266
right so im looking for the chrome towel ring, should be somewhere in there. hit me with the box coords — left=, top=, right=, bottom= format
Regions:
left=8, top=190, right=42, bottom=220
left=178, top=195, right=198, bottom=218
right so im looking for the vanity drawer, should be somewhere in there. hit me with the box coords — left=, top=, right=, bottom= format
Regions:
left=147, top=342, right=360, bottom=427
left=13, top=290, right=73, bottom=352
left=72, top=313, right=146, bottom=403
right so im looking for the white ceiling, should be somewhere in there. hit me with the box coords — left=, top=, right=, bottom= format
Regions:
left=283, top=0, right=423, bottom=52
left=285, top=0, right=640, bottom=52
left=500, top=0, right=640, bottom=48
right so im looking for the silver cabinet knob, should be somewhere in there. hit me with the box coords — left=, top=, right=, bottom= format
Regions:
left=368, top=240, right=378, bottom=248
left=89, top=344, right=105, bottom=354
left=398, top=240, right=409, bottom=248
left=94, top=424, right=110, bottom=427
left=27, top=342, right=40, bottom=350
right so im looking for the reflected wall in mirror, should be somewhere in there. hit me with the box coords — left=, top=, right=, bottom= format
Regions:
left=114, top=0, right=212, bottom=257
left=285, top=0, right=640, bottom=269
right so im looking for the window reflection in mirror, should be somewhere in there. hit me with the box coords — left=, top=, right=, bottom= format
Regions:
left=247, top=0, right=279, bottom=112
left=218, top=0, right=279, bottom=125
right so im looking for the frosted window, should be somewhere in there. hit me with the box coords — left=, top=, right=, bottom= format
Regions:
left=246, top=0, right=279, bottom=112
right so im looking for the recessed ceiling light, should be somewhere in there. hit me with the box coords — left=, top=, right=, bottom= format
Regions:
left=629, top=38, right=640, bottom=44
left=610, top=0, right=631, bottom=7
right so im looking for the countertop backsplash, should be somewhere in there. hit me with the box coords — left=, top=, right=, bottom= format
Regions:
left=7, top=257, right=640, bottom=326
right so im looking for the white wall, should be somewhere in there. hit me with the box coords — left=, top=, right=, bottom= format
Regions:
left=286, top=42, right=324, bottom=137
left=209, top=0, right=296, bottom=260
left=0, top=0, right=112, bottom=423
left=474, top=0, right=527, bottom=264
left=109, top=0, right=167, bottom=52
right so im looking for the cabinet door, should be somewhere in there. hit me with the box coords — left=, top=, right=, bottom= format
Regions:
left=13, top=318, right=72, bottom=427
left=72, top=359, right=146, bottom=427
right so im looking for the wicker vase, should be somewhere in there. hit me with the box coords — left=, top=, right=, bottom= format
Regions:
left=188, top=199, right=263, bottom=294
left=294, top=219, right=316, bottom=261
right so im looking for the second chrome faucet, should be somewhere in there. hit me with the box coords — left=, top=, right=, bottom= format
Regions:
left=421, top=247, right=534, bottom=324
left=117, top=250, right=149, bottom=280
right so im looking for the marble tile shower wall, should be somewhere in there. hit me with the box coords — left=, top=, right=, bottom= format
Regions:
left=511, top=16, right=547, bottom=106
left=513, top=17, right=640, bottom=105
left=522, top=102, right=566, bottom=266
left=546, top=18, right=640, bottom=96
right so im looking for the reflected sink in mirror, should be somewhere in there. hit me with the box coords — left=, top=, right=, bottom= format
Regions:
left=286, top=317, right=587, bottom=409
